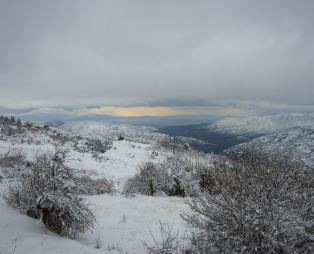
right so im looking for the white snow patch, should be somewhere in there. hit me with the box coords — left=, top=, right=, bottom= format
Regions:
left=79, top=194, right=189, bottom=254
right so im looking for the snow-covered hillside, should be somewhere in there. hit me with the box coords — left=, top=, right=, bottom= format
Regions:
left=1, top=117, right=313, bottom=254
left=66, top=140, right=162, bottom=191
left=210, top=113, right=314, bottom=135
left=227, top=126, right=314, bottom=169
left=0, top=124, right=59, bottom=160
left=0, top=193, right=188, bottom=254
left=0, top=120, right=192, bottom=254
left=61, top=121, right=167, bottom=144
left=208, top=114, right=314, bottom=167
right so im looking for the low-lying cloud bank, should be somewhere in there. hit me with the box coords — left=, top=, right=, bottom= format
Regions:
left=1, top=100, right=314, bottom=124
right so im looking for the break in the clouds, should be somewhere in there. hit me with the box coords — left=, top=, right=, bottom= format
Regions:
left=85, top=105, right=251, bottom=117
left=0, top=0, right=314, bottom=112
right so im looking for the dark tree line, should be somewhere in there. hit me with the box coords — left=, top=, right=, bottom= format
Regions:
left=0, top=115, right=23, bottom=136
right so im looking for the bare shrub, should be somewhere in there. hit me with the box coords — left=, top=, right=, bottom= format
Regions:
left=5, top=150, right=95, bottom=238
left=198, top=167, right=216, bottom=194
left=156, top=137, right=174, bottom=151
left=0, top=149, right=25, bottom=168
left=144, top=223, right=184, bottom=254
left=182, top=151, right=314, bottom=253
left=36, top=191, right=95, bottom=238
left=95, top=235, right=102, bottom=249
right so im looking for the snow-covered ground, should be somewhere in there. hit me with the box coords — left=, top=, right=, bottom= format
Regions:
left=0, top=140, right=55, bottom=161
left=79, top=195, right=188, bottom=253
left=0, top=121, right=189, bottom=254
left=66, top=140, right=163, bottom=191
left=0, top=200, right=101, bottom=254
left=0, top=192, right=188, bottom=254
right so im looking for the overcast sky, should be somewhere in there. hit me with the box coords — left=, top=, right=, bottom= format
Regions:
left=0, top=0, right=314, bottom=119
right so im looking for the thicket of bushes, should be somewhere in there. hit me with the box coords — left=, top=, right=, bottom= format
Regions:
left=145, top=151, right=314, bottom=254
left=124, top=153, right=209, bottom=197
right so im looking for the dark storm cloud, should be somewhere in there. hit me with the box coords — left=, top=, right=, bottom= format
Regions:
left=0, top=0, right=314, bottom=109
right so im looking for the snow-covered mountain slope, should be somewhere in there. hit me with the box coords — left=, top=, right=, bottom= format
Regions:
left=61, top=121, right=167, bottom=144
left=227, top=126, right=314, bottom=169
left=209, top=113, right=314, bottom=135
left=213, top=113, right=314, bottom=168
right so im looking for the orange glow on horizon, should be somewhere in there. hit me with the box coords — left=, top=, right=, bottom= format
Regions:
left=87, top=106, right=180, bottom=117
left=85, top=105, right=251, bottom=117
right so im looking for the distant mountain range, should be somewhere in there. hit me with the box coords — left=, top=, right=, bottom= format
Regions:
left=209, top=113, right=314, bottom=135
left=160, top=113, right=314, bottom=168
left=210, top=114, right=314, bottom=169
left=45, top=120, right=65, bottom=128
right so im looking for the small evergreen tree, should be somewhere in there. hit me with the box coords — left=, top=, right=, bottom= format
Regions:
left=17, top=118, right=22, bottom=127
left=10, top=116, right=15, bottom=123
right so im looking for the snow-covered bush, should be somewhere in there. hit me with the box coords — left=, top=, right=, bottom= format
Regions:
left=171, top=176, right=187, bottom=197
left=160, top=154, right=206, bottom=197
left=5, top=151, right=95, bottom=238
left=0, top=149, right=25, bottom=181
left=197, top=157, right=229, bottom=194
left=36, top=191, right=95, bottom=238
left=124, top=162, right=172, bottom=196
left=72, top=136, right=112, bottom=156
left=198, top=166, right=216, bottom=193
left=75, top=175, right=115, bottom=195
left=182, top=151, right=314, bottom=253
left=0, top=149, right=25, bottom=169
